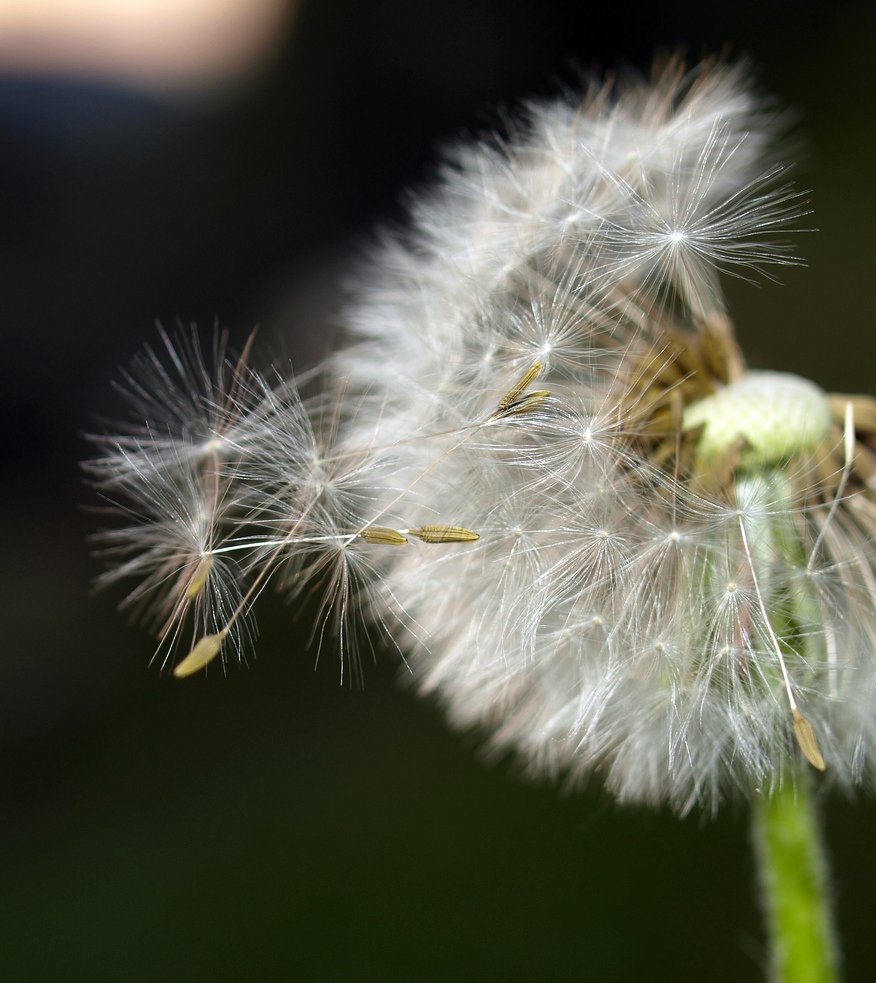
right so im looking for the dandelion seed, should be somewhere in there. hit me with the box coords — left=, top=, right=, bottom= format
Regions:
left=359, top=527, right=409, bottom=546
left=407, top=525, right=481, bottom=544
left=496, top=360, right=544, bottom=413
left=495, top=390, right=552, bottom=419
left=173, top=630, right=228, bottom=678
left=792, top=708, right=826, bottom=772
left=185, top=555, right=214, bottom=599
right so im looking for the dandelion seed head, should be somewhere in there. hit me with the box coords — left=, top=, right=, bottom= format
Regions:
left=87, top=57, right=876, bottom=814
left=321, top=57, right=875, bottom=812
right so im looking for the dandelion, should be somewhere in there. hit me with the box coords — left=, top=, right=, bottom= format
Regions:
left=87, top=57, right=875, bottom=981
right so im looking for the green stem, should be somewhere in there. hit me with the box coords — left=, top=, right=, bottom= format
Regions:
left=753, top=769, right=840, bottom=983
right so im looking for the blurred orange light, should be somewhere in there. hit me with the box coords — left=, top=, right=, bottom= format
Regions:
left=0, top=0, right=296, bottom=92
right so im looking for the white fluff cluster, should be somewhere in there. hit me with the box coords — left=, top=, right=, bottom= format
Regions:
left=88, top=60, right=876, bottom=814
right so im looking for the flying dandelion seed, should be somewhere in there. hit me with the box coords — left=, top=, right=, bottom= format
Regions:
left=86, top=58, right=876, bottom=822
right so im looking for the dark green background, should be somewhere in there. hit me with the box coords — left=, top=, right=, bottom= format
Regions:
left=2, top=2, right=875, bottom=979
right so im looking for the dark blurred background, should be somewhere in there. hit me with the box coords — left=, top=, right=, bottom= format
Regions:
left=2, top=1, right=874, bottom=979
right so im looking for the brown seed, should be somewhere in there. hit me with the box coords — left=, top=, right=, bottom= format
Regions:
left=496, top=361, right=543, bottom=413
left=792, top=708, right=826, bottom=771
left=185, top=555, right=214, bottom=600
left=408, top=525, right=480, bottom=544
left=173, top=631, right=227, bottom=678
left=498, top=390, right=551, bottom=418
left=359, top=526, right=408, bottom=546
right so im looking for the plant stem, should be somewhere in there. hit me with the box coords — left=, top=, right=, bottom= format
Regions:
left=753, top=769, right=840, bottom=982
